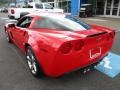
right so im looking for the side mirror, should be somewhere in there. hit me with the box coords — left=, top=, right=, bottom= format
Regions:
left=8, top=23, right=15, bottom=28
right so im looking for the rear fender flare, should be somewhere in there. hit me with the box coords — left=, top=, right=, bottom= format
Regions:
left=25, top=38, right=45, bottom=71
left=25, top=38, right=40, bottom=59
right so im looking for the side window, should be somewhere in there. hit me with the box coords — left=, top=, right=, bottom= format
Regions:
left=35, top=4, right=43, bottom=9
left=16, top=17, right=33, bottom=28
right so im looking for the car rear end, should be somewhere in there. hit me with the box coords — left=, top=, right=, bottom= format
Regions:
left=49, top=30, right=115, bottom=77
left=31, top=14, right=115, bottom=77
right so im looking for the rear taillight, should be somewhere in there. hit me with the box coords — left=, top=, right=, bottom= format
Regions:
left=11, top=9, right=15, bottom=14
left=74, top=40, right=84, bottom=51
left=107, top=32, right=115, bottom=40
left=110, top=32, right=115, bottom=38
left=60, top=43, right=72, bottom=54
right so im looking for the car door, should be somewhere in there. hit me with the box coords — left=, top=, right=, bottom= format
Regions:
left=14, top=16, right=33, bottom=50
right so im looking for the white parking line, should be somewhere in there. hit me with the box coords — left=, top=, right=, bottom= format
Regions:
left=1, top=17, right=9, bottom=20
left=87, top=18, right=108, bottom=22
left=0, top=17, right=17, bottom=23
left=5, top=19, right=17, bottom=23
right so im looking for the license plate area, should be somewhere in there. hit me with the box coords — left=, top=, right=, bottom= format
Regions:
left=90, top=47, right=101, bottom=59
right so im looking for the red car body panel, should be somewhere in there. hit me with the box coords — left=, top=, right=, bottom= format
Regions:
left=5, top=14, right=115, bottom=77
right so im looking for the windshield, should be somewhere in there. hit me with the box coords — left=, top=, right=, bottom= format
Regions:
left=34, top=15, right=91, bottom=31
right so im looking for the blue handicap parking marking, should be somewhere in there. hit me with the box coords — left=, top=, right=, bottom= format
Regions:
left=95, top=52, right=120, bottom=78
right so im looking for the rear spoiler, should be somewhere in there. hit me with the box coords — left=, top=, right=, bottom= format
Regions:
left=87, top=32, right=107, bottom=37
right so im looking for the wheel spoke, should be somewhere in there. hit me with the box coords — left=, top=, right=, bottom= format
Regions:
left=27, top=55, right=31, bottom=60
left=27, top=50, right=37, bottom=74
left=31, top=64, right=36, bottom=74
left=33, top=62, right=37, bottom=72
left=27, top=60, right=32, bottom=68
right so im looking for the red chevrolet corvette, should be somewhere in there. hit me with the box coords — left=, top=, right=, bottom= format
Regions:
left=5, top=13, right=115, bottom=78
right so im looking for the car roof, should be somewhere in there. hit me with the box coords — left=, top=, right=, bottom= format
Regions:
left=28, top=13, right=66, bottom=19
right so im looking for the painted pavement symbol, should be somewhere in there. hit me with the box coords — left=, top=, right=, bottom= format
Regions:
left=96, top=52, right=120, bottom=78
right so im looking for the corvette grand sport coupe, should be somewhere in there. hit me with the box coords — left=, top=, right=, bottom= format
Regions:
left=4, top=13, right=115, bottom=78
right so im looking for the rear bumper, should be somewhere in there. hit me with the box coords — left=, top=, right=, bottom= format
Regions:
left=46, top=41, right=113, bottom=77
left=50, top=52, right=108, bottom=77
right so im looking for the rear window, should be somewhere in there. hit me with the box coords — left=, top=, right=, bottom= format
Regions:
left=33, top=15, right=91, bottom=31
left=65, top=15, right=91, bottom=30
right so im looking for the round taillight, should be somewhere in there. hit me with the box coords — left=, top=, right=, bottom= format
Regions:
left=11, top=9, right=15, bottom=14
left=74, top=41, right=84, bottom=51
left=60, top=43, right=72, bottom=54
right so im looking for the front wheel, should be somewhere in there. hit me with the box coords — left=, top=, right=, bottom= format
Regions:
left=5, top=31, right=12, bottom=43
left=26, top=46, right=43, bottom=77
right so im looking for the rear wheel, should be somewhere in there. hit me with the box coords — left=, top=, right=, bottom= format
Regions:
left=26, top=46, right=43, bottom=77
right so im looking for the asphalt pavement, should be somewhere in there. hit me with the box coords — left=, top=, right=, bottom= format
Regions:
left=0, top=13, right=120, bottom=90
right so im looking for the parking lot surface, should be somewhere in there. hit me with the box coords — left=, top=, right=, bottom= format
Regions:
left=80, top=17, right=120, bottom=30
left=0, top=13, right=120, bottom=90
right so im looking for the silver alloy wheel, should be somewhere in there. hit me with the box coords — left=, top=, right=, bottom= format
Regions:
left=27, top=49, right=37, bottom=74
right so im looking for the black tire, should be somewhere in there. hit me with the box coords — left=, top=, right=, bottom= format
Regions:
left=5, top=31, right=12, bottom=43
left=26, top=46, right=43, bottom=77
left=9, top=16, right=15, bottom=19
